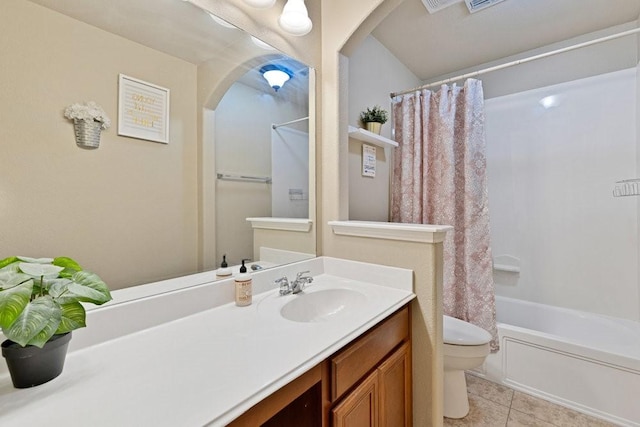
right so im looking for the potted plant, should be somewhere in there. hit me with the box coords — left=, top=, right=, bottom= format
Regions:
left=360, top=105, right=389, bottom=135
left=0, top=256, right=112, bottom=388
left=64, top=101, right=111, bottom=149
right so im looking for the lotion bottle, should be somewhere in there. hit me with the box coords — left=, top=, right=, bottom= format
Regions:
left=216, top=254, right=232, bottom=279
left=234, top=259, right=252, bottom=307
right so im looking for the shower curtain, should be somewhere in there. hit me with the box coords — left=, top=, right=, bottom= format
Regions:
left=391, top=79, right=498, bottom=350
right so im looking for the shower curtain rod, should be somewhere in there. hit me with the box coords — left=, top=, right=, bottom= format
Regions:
left=272, top=116, right=309, bottom=129
left=390, top=27, right=640, bottom=98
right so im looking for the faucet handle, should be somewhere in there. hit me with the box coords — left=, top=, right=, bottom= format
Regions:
left=276, top=277, right=291, bottom=295
left=295, top=270, right=311, bottom=280
left=293, top=271, right=313, bottom=294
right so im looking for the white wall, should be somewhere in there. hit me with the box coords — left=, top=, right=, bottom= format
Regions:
left=486, top=68, right=639, bottom=320
left=347, top=36, right=422, bottom=221
left=215, top=81, right=307, bottom=266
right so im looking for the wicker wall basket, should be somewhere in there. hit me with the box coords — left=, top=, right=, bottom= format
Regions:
left=73, top=119, right=102, bottom=149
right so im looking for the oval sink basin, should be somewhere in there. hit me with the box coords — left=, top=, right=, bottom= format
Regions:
left=280, top=289, right=367, bottom=323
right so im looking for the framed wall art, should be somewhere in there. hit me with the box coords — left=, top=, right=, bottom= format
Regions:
left=118, top=74, right=170, bottom=144
left=362, top=144, right=376, bottom=177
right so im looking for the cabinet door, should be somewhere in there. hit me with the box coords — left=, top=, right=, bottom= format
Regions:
left=378, top=342, right=412, bottom=427
left=330, top=308, right=409, bottom=402
left=332, top=371, right=379, bottom=427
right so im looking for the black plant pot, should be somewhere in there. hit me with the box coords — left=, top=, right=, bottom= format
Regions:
left=1, top=332, right=71, bottom=388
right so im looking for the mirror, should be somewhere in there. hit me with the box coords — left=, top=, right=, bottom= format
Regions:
left=1, top=0, right=315, bottom=290
left=213, top=55, right=312, bottom=270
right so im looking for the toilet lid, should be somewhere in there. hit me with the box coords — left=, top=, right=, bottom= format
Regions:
left=443, top=315, right=492, bottom=345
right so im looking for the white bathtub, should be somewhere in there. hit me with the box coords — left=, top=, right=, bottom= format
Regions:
left=478, top=296, right=640, bottom=426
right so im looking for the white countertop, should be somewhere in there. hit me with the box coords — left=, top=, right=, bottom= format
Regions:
left=0, top=257, right=414, bottom=426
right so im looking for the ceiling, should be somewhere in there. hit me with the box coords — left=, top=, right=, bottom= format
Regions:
left=373, top=0, right=640, bottom=81
left=27, top=0, right=309, bottom=96
left=28, top=0, right=640, bottom=86
left=29, top=0, right=241, bottom=65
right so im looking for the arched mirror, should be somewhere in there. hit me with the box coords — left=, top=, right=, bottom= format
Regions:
left=1, top=0, right=315, bottom=290
left=202, top=48, right=314, bottom=272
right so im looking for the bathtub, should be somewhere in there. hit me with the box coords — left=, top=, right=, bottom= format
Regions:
left=477, top=296, right=640, bottom=426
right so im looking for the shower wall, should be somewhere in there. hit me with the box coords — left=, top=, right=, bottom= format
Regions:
left=485, top=68, right=639, bottom=321
left=271, top=127, right=309, bottom=218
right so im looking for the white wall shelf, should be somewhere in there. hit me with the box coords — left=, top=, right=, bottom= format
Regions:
left=348, top=126, right=399, bottom=148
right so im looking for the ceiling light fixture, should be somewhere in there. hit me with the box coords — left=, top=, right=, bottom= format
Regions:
left=260, top=65, right=293, bottom=92
left=278, top=0, right=312, bottom=36
left=243, top=0, right=276, bottom=8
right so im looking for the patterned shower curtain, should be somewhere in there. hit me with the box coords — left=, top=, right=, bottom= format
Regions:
left=391, top=79, right=498, bottom=350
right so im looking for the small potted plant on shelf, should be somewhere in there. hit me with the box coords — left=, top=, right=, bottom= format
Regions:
left=0, top=256, right=112, bottom=388
left=360, top=105, right=389, bottom=135
left=64, top=101, right=111, bottom=149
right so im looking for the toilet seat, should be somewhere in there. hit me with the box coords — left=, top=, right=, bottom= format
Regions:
left=444, top=342, right=490, bottom=358
left=444, top=315, right=492, bottom=346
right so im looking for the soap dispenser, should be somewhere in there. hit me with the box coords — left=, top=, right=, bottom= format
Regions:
left=216, top=254, right=232, bottom=278
left=234, top=259, right=252, bottom=307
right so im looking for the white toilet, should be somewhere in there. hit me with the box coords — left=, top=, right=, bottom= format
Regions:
left=443, top=315, right=492, bottom=419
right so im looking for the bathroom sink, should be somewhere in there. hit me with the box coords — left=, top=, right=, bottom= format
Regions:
left=280, top=288, right=367, bottom=323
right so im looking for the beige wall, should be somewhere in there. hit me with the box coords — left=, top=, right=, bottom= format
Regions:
left=0, top=0, right=198, bottom=289
left=348, top=35, right=422, bottom=222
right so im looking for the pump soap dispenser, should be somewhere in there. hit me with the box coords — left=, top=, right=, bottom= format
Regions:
left=234, top=259, right=252, bottom=307
left=216, top=254, right=232, bottom=278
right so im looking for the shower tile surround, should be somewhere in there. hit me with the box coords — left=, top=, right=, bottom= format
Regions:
left=444, top=374, right=616, bottom=427
left=485, top=68, right=639, bottom=321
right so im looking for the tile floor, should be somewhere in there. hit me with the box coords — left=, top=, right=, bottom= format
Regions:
left=443, top=373, right=617, bottom=427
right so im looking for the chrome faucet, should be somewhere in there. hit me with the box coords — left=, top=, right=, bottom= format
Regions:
left=291, top=270, right=313, bottom=294
left=276, top=277, right=291, bottom=295
left=277, top=270, right=314, bottom=295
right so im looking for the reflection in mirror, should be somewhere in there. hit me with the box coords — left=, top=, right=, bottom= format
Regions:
left=1, top=0, right=315, bottom=291
left=213, top=44, right=311, bottom=268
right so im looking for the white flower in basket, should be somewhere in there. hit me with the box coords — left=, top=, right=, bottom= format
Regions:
left=64, top=101, right=111, bottom=130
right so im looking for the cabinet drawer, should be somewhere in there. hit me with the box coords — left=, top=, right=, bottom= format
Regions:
left=330, top=306, right=409, bottom=402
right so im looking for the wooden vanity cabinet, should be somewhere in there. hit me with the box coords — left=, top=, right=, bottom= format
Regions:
left=330, top=307, right=412, bottom=427
left=227, top=305, right=411, bottom=427
left=228, top=364, right=323, bottom=427
left=332, top=368, right=379, bottom=427
left=377, top=341, right=412, bottom=426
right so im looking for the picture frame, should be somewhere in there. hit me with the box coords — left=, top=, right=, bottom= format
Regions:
left=118, top=74, right=170, bottom=144
left=362, top=144, right=376, bottom=177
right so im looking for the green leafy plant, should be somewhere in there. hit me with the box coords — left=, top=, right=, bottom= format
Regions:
left=0, top=256, right=111, bottom=348
left=360, top=105, right=389, bottom=124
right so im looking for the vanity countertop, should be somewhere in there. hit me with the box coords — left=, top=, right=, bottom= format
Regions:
left=0, top=257, right=414, bottom=426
